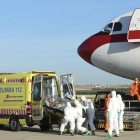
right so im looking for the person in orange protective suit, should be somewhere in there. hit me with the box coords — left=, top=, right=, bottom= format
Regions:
left=130, top=78, right=140, bottom=101
left=104, top=94, right=111, bottom=132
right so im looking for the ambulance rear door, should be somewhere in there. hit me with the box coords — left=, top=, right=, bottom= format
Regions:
left=0, top=91, right=4, bottom=124
left=128, top=8, right=140, bottom=43
left=60, top=74, right=75, bottom=98
left=32, top=74, right=43, bottom=121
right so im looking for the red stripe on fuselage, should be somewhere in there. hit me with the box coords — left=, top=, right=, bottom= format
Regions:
left=128, top=30, right=140, bottom=39
left=78, top=33, right=127, bottom=65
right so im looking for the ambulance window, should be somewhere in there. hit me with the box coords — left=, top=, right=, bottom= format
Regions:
left=43, top=78, right=52, bottom=98
left=43, top=78, right=58, bottom=98
left=113, top=22, right=122, bottom=31
left=53, top=78, right=58, bottom=97
left=104, top=23, right=113, bottom=33
left=33, top=82, right=41, bottom=101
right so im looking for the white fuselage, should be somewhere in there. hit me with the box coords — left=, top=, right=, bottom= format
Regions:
left=91, top=42, right=140, bottom=80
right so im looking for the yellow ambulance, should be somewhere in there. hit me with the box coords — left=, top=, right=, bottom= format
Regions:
left=0, top=71, right=75, bottom=131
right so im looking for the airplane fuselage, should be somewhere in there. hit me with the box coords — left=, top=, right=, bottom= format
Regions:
left=78, top=10, right=140, bottom=80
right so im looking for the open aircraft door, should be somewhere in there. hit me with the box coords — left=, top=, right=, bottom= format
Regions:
left=32, top=74, right=43, bottom=120
left=128, top=8, right=140, bottom=43
left=60, top=74, right=75, bottom=99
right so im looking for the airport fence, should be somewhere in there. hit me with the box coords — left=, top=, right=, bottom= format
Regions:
left=76, top=88, right=130, bottom=95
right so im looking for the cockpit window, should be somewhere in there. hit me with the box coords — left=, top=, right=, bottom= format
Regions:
left=113, top=22, right=122, bottom=31
left=104, top=23, right=113, bottom=33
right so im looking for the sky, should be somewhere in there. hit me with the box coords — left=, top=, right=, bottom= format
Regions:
left=0, top=0, right=139, bottom=85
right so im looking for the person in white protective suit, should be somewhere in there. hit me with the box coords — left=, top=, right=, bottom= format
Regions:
left=74, top=100, right=91, bottom=136
left=117, top=94, right=125, bottom=133
left=106, top=91, right=120, bottom=137
left=81, top=95, right=96, bottom=135
left=59, top=102, right=77, bottom=136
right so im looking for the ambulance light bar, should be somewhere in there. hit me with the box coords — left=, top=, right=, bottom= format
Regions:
left=32, top=71, right=55, bottom=74
left=0, top=73, right=16, bottom=75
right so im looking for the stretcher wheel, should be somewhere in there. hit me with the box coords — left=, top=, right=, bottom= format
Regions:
left=39, top=124, right=52, bottom=131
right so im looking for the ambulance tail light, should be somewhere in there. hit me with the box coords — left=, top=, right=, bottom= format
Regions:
left=26, top=101, right=32, bottom=115
left=31, top=120, right=35, bottom=124
left=129, top=124, right=134, bottom=129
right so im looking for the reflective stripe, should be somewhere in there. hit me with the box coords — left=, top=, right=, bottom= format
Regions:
left=32, top=109, right=41, bottom=115
left=0, top=109, right=26, bottom=115
left=6, top=79, right=32, bottom=83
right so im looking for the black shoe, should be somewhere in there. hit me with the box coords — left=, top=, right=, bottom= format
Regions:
left=105, top=130, right=108, bottom=133
left=92, top=131, right=95, bottom=135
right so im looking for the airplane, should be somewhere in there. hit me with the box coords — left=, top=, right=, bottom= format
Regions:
left=78, top=8, right=140, bottom=81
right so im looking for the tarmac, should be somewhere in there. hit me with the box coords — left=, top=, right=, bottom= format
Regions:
left=0, top=125, right=140, bottom=140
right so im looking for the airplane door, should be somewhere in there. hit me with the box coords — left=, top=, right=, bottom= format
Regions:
left=60, top=74, right=75, bottom=99
left=128, top=9, right=140, bottom=43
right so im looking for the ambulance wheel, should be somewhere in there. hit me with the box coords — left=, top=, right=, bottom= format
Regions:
left=39, top=124, right=52, bottom=131
left=9, top=117, right=22, bottom=131
left=0, top=125, right=4, bottom=127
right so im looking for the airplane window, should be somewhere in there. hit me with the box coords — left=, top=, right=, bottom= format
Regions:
left=104, top=23, right=113, bottom=33
left=113, top=22, right=122, bottom=31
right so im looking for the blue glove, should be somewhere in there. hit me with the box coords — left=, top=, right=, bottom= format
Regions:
left=65, top=92, right=72, bottom=98
left=118, top=112, right=121, bottom=117
left=106, top=112, right=109, bottom=118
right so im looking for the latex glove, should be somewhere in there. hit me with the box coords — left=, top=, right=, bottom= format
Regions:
left=106, top=112, right=109, bottom=118
left=65, top=92, right=72, bottom=98
left=118, top=112, right=121, bottom=117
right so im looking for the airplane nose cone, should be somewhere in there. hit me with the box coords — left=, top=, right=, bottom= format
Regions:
left=77, top=37, right=93, bottom=65
left=78, top=34, right=107, bottom=65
